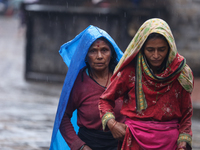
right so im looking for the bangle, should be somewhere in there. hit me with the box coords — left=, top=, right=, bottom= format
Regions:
left=80, top=145, right=85, bottom=150
left=177, top=146, right=186, bottom=150
left=110, top=121, right=117, bottom=131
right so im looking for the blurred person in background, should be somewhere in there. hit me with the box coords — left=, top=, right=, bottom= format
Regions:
left=99, top=18, right=193, bottom=150
left=50, top=25, right=125, bottom=150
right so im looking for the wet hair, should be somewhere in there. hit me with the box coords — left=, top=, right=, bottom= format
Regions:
left=85, top=37, right=118, bottom=73
left=145, top=33, right=170, bottom=47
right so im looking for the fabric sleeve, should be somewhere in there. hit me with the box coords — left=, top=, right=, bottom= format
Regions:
left=177, top=89, right=193, bottom=148
left=99, top=70, right=130, bottom=130
left=59, top=90, right=85, bottom=150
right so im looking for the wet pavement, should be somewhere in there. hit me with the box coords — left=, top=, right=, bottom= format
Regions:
left=0, top=16, right=200, bottom=150
left=0, top=16, right=62, bottom=150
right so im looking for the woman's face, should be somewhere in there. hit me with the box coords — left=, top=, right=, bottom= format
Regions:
left=86, top=39, right=111, bottom=72
left=144, top=38, right=169, bottom=72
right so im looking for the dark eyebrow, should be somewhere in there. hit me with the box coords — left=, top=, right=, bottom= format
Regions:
left=146, top=47, right=154, bottom=49
left=146, top=46, right=167, bottom=49
left=159, top=46, right=167, bottom=49
left=89, top=48, right=96, bottom=51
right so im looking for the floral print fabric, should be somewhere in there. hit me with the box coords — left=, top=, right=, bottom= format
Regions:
left=113, top=18, right=193, bottom=112
left=99, top=18, right=194, bottom=149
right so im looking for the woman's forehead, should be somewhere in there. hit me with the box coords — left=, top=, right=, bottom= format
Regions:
left=92, top=39, right=108, bottom=47
left=145, top=38, right=168, bottom=46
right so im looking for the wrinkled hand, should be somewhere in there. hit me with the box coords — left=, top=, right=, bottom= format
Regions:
left=107, top=119, right=127, bottom=141
left=82, top=145, right=92, bottom=150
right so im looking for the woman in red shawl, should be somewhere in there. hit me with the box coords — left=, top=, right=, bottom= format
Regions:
left=99, top=18, right=194, bottom=150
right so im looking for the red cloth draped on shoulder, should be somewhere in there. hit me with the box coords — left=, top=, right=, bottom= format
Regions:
left=99, top=18, right=194, bottom=149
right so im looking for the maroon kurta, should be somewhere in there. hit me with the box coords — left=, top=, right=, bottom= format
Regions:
left=60, top=68, right=125, bottom=150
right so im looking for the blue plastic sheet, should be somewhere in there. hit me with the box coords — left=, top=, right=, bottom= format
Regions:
left=49, top=25, right=123, bottom=150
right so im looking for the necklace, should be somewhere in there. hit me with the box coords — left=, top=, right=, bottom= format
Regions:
left=89, top=71, right=110, bottom=88
left=104, top=72, right=110, bottom=88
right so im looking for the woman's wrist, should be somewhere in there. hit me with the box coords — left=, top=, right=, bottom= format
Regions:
left=177, top=141, right=187, bottom=150
left=107, top=119, right=116, bottom=129
left=80, top=144, right=85, bottom=150
left=110, top=121, right=117, bottom=131
left=177, top=146, right=186, bottom=150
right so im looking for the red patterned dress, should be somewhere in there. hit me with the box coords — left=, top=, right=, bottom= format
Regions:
left=99, top=18, right=194, bottom=150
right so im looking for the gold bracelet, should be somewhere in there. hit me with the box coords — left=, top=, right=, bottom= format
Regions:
left=110, top=121, right=117, bottom=131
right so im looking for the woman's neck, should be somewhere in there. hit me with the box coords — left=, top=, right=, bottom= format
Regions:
left=89, top=68, right=109, bottom=78
left=150, top=66, right=159, bottom=74
left=89, top=68, right=112, bottom=87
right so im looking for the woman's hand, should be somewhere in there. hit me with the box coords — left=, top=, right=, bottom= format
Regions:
left=107, top=119, right=127, bottom=141
left=177, top=141, right=187, bottom=150
left=82, top=145, right=92, bottom=150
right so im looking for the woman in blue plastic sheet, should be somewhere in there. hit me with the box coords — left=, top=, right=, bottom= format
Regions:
left=49, top=25, right=125, bottom=150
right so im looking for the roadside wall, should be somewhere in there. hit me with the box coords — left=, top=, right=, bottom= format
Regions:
left=168, top=0, right=200, bottom=76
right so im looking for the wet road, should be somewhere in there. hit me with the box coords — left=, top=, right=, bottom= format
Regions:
left=0, top=16, right=62, bottom=150
left=0, top=16, right=200, bottom=150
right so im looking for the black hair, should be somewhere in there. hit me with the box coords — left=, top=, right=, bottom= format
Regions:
left=85, top=37, right=118, bottom=73
left=145, top=33, right=170, bottom=46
